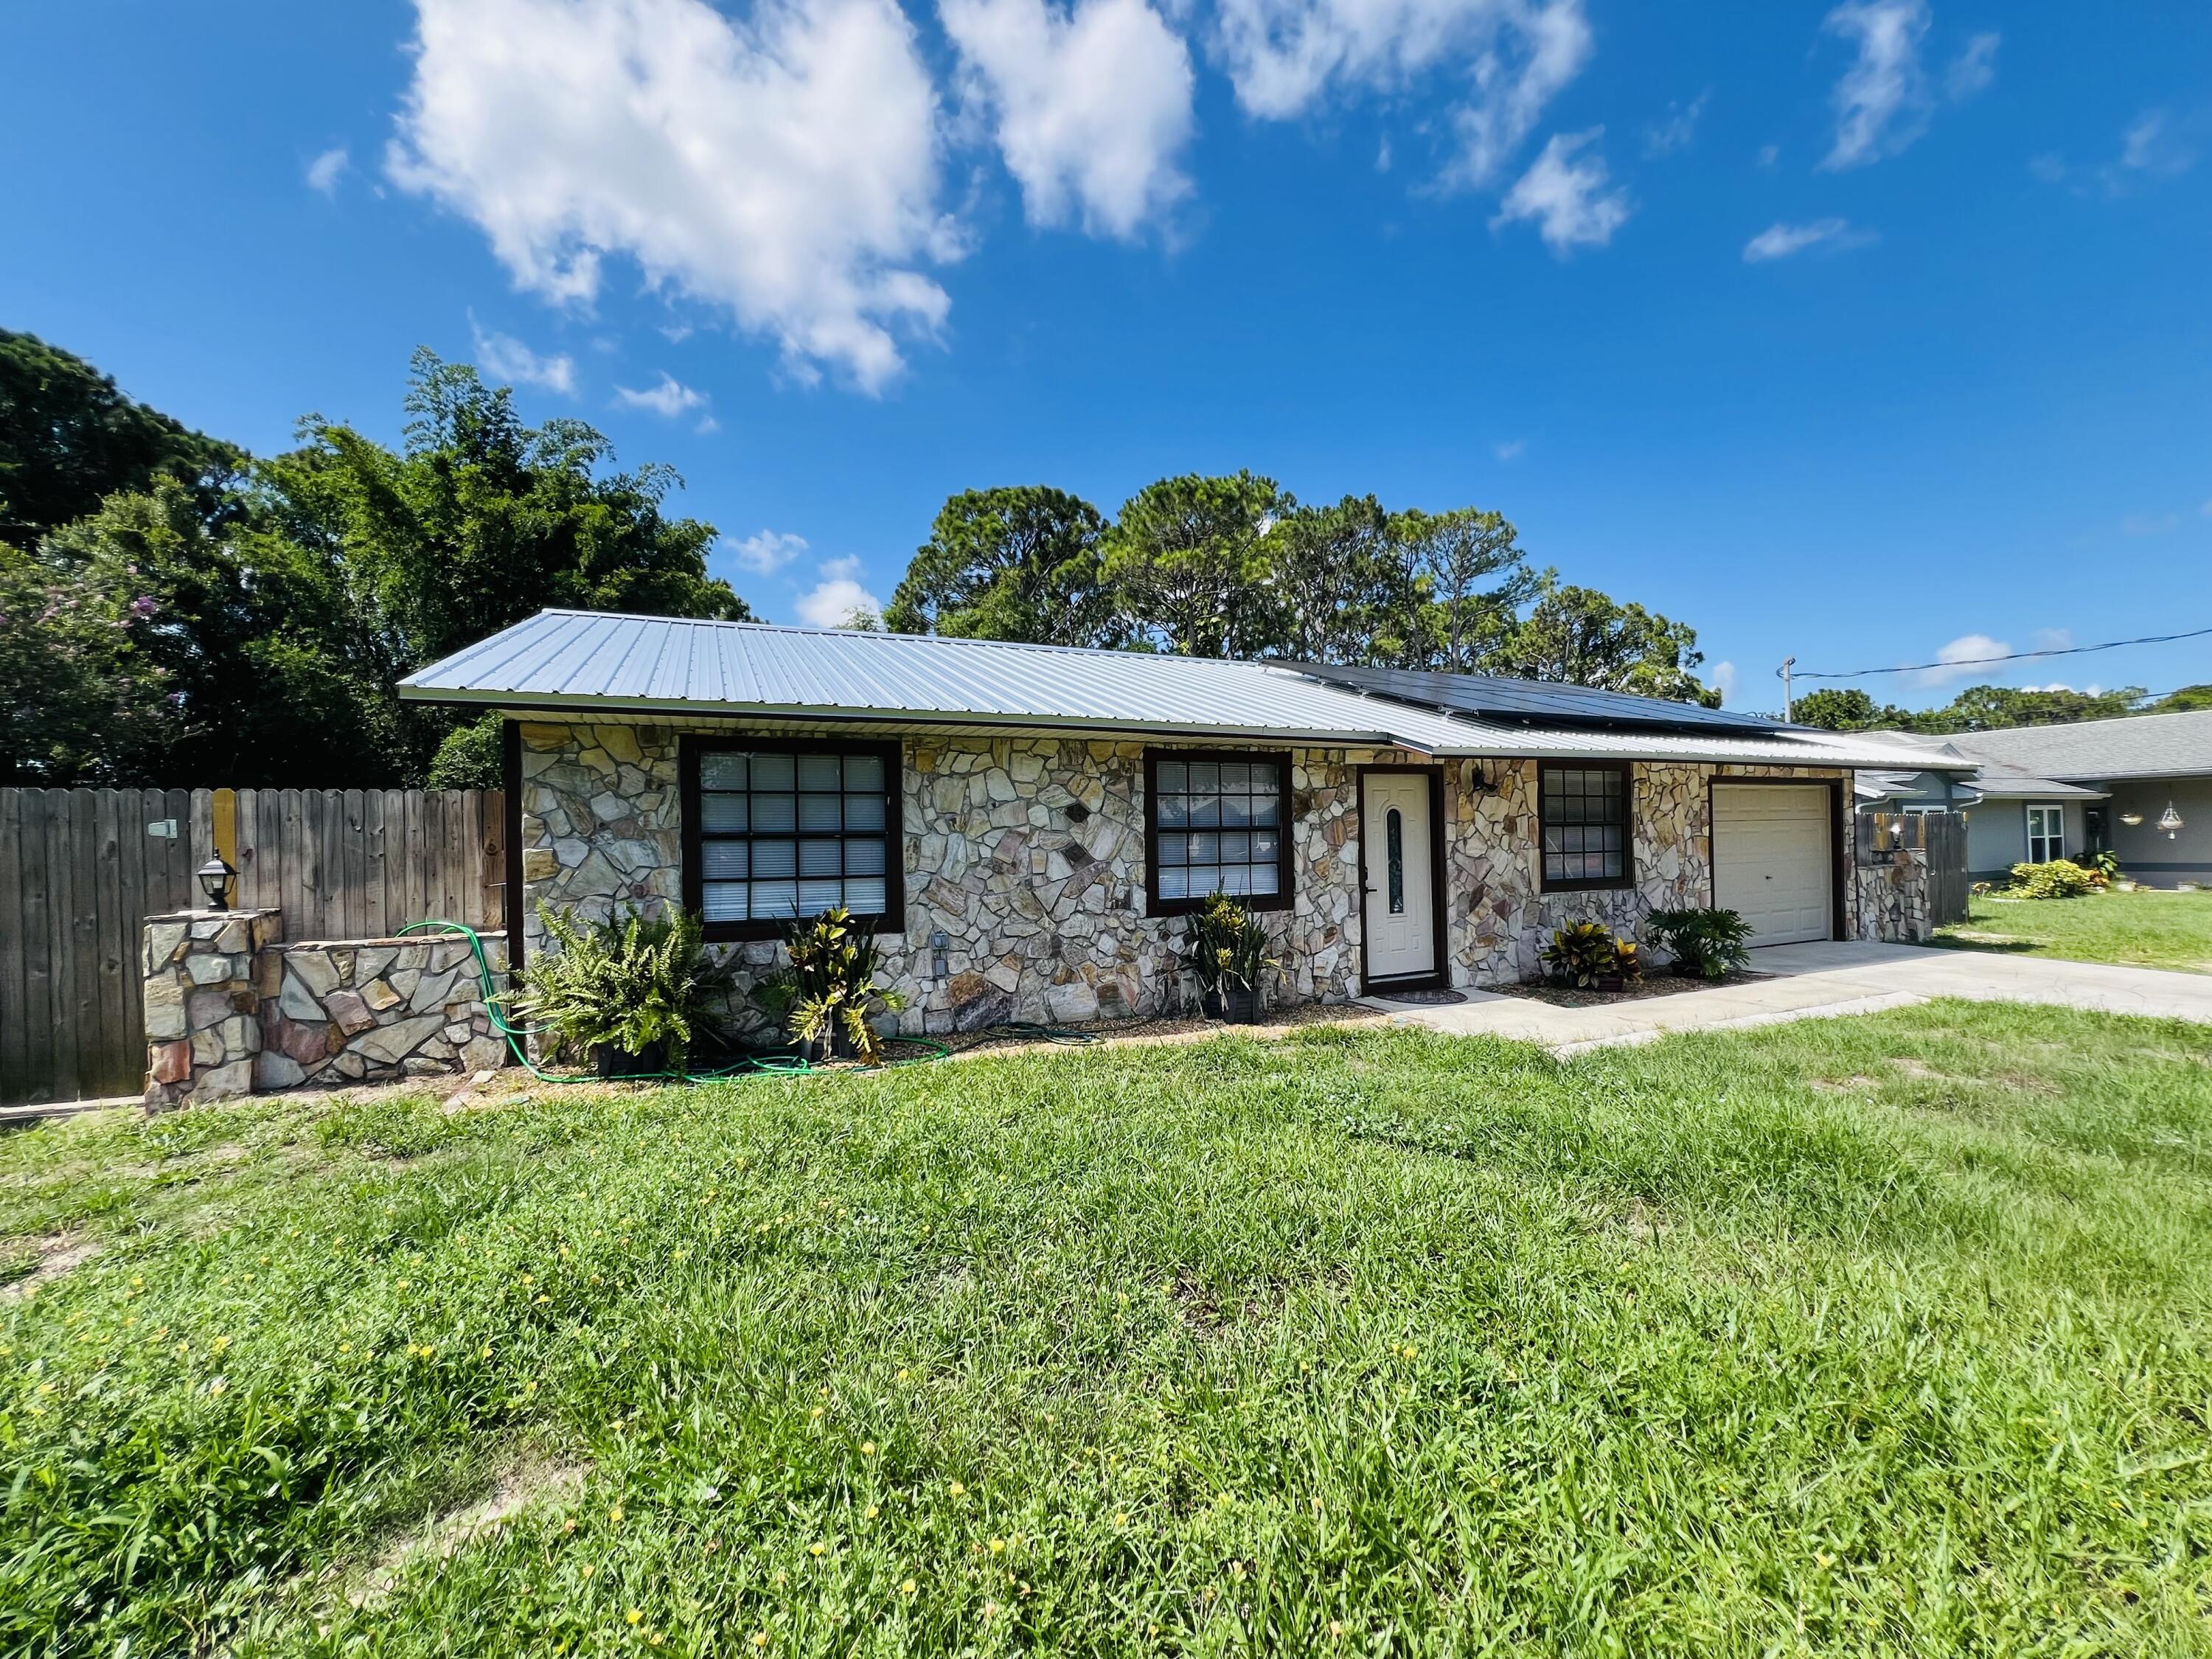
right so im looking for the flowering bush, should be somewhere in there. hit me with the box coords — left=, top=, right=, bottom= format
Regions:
left=2008, top=860, right=2096, bottom=900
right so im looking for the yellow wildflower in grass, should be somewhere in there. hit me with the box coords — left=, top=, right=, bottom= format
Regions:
left=581, top=1565, right=596, bottom=1579
left=212, top=1335, right=231, bottom=1353
left=1113, top=1512, right=1128, bottom=1527
left=627, top=1610, right=643, bottom=1626
left=865, top=1505, right=880, bottom=1520
left=609, top=1505, right=625, bottom=1523
left=209, top=1378, right=226, bottom=1396
left=988, top=1539, right=1004, bottom=1554
left=948, top=1482, right=965, bottom=1498
left=860, top=1441, right=876, bottom=1456
left=751, top=1634, right=768, bottom=1650
left=900, top=1578, right=917, bottom=1596
left=810, top=1407, right=824, bottom=1421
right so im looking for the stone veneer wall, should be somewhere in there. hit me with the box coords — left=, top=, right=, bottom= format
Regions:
left=515, top=719, right=1879, bottom=1035
left=1854, top=850, right=1933, bottom=944
left=144, top=911, right=509, bottom=1108
left=1444, top=762, right=1863, bottom=984
left=516, top=722, right=1378, bottom=1035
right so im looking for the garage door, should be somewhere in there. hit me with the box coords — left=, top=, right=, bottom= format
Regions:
left=1712, top=785, right=1833, bottom=946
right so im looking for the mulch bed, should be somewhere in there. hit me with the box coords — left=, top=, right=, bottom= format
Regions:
left=1495, top=970, right=1770, bottom=1009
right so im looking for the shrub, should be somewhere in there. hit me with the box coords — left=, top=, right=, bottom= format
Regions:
left=1646, top=907, right=1755, bottom=979
left=1180, top=891, right=1280, bottom=998
left=504, top=904, right=739, bottom=1074
left=755, top=907, right=908, bottom=1062
left=424, top=713, right=504, bottom=789
left=2009, top=860, right=2096, bottom=900
left=1540, top=921, right=1619, bottom=987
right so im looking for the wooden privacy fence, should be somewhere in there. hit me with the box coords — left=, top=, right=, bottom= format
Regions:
left=0, top=787, right=504, bottom=1107
left=1857, top=809, right=1969, bottom=928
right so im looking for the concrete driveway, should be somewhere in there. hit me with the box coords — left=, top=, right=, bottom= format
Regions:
left=1360, top=940, right=2212, bottom=1054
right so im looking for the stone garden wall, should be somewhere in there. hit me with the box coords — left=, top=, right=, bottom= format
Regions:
left=143, top=911, right=508, bottom=1110
left=1854, top=849, right=1933, bottom=944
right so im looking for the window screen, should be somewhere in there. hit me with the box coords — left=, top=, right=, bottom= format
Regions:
left=1541, top=765, right=1630, bottom=887
left=692, top=745, right=897, bottom=928
left=1149, top=754, right=1290, bottom=909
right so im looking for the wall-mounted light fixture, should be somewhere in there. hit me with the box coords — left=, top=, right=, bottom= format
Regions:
left=930, top=930, right=950, bottom=980
left=196, top=855, right=235, bottom=911
left=1461, top=762, right=1492, bottom=796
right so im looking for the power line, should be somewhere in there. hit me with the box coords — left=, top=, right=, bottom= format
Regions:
left=1790, top=622, right=2212, bottom=682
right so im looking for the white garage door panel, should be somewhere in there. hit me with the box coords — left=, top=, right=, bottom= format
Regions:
left=1713, top=785, right=1832, bottom=947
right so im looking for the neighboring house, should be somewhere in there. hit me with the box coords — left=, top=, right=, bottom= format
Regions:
left=1855, top=709, right=2212, bottom=886
left=400, top=611, right=1966, bottom=1035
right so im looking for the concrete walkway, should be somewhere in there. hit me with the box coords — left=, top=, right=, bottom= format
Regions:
left=1360, top=941, right=2212, bottom=1054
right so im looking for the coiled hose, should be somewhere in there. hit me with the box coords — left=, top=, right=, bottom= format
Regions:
left=397, top=919, right=950, bottom=1085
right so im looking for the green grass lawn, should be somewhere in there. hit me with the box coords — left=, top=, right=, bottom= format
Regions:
left=1935, top=886, right=2212, bottom=974
left=6, top=1006, right=2212, bottom=1656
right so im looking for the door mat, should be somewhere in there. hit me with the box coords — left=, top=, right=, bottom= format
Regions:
left=1376, top=988, right=1468, bottom=1006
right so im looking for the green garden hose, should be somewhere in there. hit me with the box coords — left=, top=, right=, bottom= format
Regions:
left=396, top=919, right=949, bottom=1086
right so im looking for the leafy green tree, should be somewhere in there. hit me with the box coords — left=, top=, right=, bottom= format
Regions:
left=2152, top=684, right=2212, bottom=712
left=1397, top=506, right=1534, bottom=673
left=0, top=542, right=178, bottom=782
left=0, top=329, right=240, bottom=550
left=38, top=479, right=394, bottom=785
left=883, top=486, right=1119, bottom=646
left=425, top=713, right=506, bottom=789
left=1915, top=684, right=2146, bottom=732
left=1503, top=579, right=1721, bottom=706
left=1104, top=472, right=1284, bottom=657
left=1790, top=687, right=1915, bottom=730
left=1261, top=494, right=1423, bottom=664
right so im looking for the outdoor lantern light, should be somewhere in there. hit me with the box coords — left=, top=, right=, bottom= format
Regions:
left=196, top=855, right=235, bottom=911
left=2159, top=801, right=2185, bottom=839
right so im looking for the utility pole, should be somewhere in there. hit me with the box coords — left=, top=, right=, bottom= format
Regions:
left=1778, top=656, right=1796, bottom=723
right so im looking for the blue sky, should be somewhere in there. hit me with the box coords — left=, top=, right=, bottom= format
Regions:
left=4, top=0, right=2207, bottom=711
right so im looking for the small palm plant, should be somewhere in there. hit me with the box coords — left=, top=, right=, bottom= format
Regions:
left=755, top=907, right=909, bottom=1063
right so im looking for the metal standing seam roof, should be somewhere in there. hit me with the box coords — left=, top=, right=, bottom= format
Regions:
left=398, top=610, right=1968, bottom=771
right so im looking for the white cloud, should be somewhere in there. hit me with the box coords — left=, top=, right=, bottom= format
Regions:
left=1642, top=89, right=1708, bottom=159
left=2031, top=627, right=2073, bottom=653
left=1742, top=217, right=1871, bottom=262
left=306, top=147, right=351, bottom=195
left=470, top=315, right=578, bottom=393
left=2202, top=498, right=2212, bottom=518
left=820, top=554, right=864, bottom=580
left=1492, top=437, right=1526, bottom=461
left=1819, top=0, right=1928, bottom=170
left=1210, top=0, right=1590, bottom=189
left=1917, top=632, right=2009, bottom=688
left=1754, top=142, right=1780, bottom=170
left=940, top=0, right=1194, bottom=239
left=2034, top=111, right=2200, bottom=197
left=1711, top=660, right=1737, bottom=702
left=732, top=529, right=810, bottom=574
left=387, top=0, right=956, bottom=393
left=1944, top=30, right=1997, bottom=100
left=614, top=372, right=710, bottom=417
left=797, top=574, right=884, bottom=627
left=1490, top=128, right=1629, bottom=254
left=2119, top=510, right=2180, bottom=537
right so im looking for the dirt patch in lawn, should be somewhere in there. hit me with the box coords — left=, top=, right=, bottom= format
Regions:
left=347, top=1454, right=588, bottom=1608
left=0, top=1232, right=101, bottom=1300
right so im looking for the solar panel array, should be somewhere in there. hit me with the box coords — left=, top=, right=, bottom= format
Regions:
left=1284, top=661, right=1789, bottom=735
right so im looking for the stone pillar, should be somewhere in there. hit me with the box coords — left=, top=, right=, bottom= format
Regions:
left=142, top=909, right=282, bottom=1110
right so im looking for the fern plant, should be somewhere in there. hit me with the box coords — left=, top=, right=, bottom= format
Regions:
left=504, top=905, right=739, bottom=1076
left=1646, top=907, right=1754, bottom=980
left=755, top=908, right=909, bottom=1062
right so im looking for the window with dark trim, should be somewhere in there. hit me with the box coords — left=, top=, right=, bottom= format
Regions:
left=681, top=737, right=904, bottom=941
left=1144, top=749, right=1294, bottom=915
left=1540, top=763, right=1632, bottom=890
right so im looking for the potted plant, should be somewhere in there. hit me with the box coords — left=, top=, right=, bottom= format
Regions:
left=755, top=907, right=909, bottom=1063
left=1645, top=908, right=1753, bottom=981
left=504, top=904, right=739, bottom=1077
left=1181, top=891, right=1279, bottom=1023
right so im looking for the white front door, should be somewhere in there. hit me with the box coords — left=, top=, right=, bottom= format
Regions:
left=1362, top=772, right=1436, bottom=982
left=1712, top=783, right=1833, bottom=946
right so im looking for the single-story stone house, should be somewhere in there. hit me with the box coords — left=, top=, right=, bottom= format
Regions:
left=398, top=611, right=1964, bottom=1035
